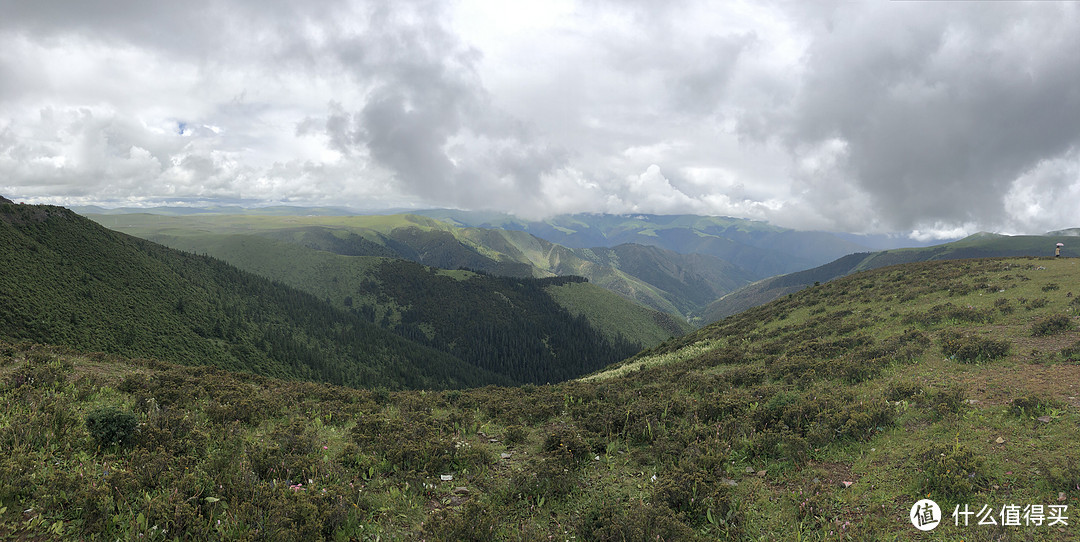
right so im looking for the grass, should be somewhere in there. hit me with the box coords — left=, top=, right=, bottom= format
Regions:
left=4, top=257, right=1080, bottom=539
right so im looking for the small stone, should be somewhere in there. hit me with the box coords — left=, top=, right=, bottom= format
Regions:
left=1059, top=492, right=1067, bottom=502
left=594, top=455, right=601, bottom=461
left=756, top=470, right=766, bottom=477
left=453, top=487, right=469, bottom=495
left=500, top=453, right=512, bottom=460
left=488, top=438, right=499, bottom=443
left=722, top=478, right=738, bottom=487
left=1037, top=416, right=1052, bottom=423
left=995, top=437, right=1005, bottom=444
left=745, top=467, right=755, bottom=474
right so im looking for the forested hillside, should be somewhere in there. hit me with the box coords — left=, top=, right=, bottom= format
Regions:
left=83, top=229, right=680, bottom=383
left=0, top=200, right=505, bottom=390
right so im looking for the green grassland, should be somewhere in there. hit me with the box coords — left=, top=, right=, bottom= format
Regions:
left=5, top=256, right=1080, bottom=540
left=704, top=232, right=1080, bottom=323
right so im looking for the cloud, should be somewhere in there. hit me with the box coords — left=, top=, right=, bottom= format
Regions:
left=1, top=0, right=1079, bottom=237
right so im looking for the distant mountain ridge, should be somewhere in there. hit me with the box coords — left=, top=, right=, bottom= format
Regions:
left=413, top=209, right=870, bottom=278
left=703, top=231, right=1080, bottom=322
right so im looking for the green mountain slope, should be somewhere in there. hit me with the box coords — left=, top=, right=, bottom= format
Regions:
left=703, top=232, right=1080, bottom=323
left=0, top=200, right=505, bottom=390
left=95, top=231, right=661, bottom=384
left=88, top=213, right=750, bottom=320
left=6, top=256, right=1080, bottom=540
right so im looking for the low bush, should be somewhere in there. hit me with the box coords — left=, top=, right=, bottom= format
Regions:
left=939, top=331, right=1010, bottom=363
left=1032, top=314, right=1073, bottom=337
left=86, top=406, right=138, bottom=448
left=913, top=441, right=990, bottom=502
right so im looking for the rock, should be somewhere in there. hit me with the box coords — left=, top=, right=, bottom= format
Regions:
left=995, top=437, right=1005, bottom=444
left=745, top=467, right=755, bottom=474
left=1059, top=492, right=1067, bottom=502
left=1038, top=416, right=1052, bottom=423
left=453, top=487, right=469, bottom=495
left=500, top=453, right=512, bottom=460
left=722, top=478, right=738, bottom=487
left=756, top=470, right=766, bottom=477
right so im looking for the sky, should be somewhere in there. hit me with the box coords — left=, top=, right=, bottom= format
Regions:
left=1, top=1, right=1078, bottom=239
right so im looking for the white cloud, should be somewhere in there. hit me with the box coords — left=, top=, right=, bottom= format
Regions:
left=0, top=0, right=1078, bottom=235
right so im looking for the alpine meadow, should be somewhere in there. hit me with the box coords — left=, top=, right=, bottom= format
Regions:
left=4, top=197, right=1080, bottom=540
left=4, top=1, right=1080, bottom=540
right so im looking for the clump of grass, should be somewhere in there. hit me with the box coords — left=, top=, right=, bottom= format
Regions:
left=939, top=330, right=1010, bottom=363
left=1031, top=314, right=1073, bottom=337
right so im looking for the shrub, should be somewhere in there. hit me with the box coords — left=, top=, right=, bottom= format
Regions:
left=503, top=425, right=528, bottom=447
left=939, top=331, right=1010, bottom=363
left=578, top=498, right=700, bottom=542
left=885, top=381, right=924, bottom=402
left=86, top=406, right=138, bottom=448
left=994, top=297, right=1015, bottom=314
left=420, top=500, right=499, bottom=541
left=1032, top=314, right=1073, bottom=337
left=921, top=385, right=967, bottom=420
left=913, top=441, right=990, bottom=502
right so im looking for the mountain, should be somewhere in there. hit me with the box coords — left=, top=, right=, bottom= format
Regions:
left=6, top=256, right=1080, bottom=539
left=87, top=213, right=752, bottom=321
left=413, top=209, right=870, bottom=278
left=91, top=230, right=691, bottom=350
left=93, top=228, right=680, bottom=382
left=703, top=231, right=1080, bottom=322
left=0, top=199, right=511, bottom=390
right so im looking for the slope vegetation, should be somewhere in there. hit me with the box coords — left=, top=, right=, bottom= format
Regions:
left=0, top=200, right=504, bottom=390
left=5, top=256, right=1080, bottom=540
left=704, top=231, right=1080, bottom=322
left=98, top=230, right=679, bottom=383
